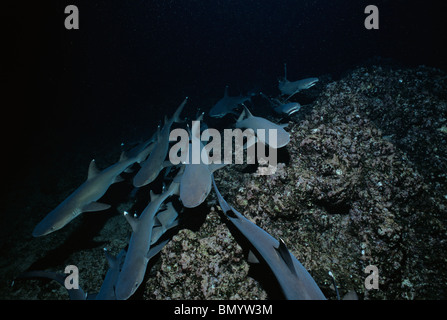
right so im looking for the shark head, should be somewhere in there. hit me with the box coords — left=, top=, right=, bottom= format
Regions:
left=32, top=205, right=80, bottom=237
left=274, top=102, right=301, bottom=116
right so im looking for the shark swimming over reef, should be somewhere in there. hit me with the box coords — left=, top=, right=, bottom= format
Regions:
left=278, top=63, right=318, bottom=101
left=179, top=115, right=227, bottom=208
left=133, top=98, right=188, bottom=188
left=212, top=176, right=326, bottom=300
left=209, top=86, right=252, bottom=118
left=260, top=92, right=302, bottom=117
left=236, top=105, right=290, bottom=148
left=32, top=139, right=156, bottom=237
left=115, top=171, right=182, bottom=300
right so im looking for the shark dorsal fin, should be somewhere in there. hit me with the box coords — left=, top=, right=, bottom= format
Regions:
left=275, top=238, right=297, bottom=276
left=224, top=85, right=229, bottom=97
left=87, top=159, right=100, bottom=180
left=242, top=104, right=253, bottom=118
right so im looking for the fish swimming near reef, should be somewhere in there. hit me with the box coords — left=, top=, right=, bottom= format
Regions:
left=212, top=176, right=326, bottom=300
left=260, top=92, right=302, bottom=116
left=278, top=63, right=318, bottom=101
left=179, top=117, right=227, bottom=208
left=236, top=105, right=290, bottom=148
left=14, top=242, right=168, bottom=300
left=209, top=86, right=252, bottom=118
left=32, top=139, right=156, bottom=237
left=115, top=172, right=182, bottom=300
left=133, top=98, right=188, bottom=188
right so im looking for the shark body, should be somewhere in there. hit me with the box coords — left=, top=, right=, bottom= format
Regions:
left=209, top=86, right=251, bottom=118
left=133, top=98, right=187, bottom=188
left=115, top=177, right=181, bottom=300
left=278, top=63, right=318, bottom=101
left=236, top=105, right=290, bottom=148
left=260, top=92, right=301, bottom=116
left=212, top=176, right=326, bottom=300
left=32, top=140, right=155, bottom=237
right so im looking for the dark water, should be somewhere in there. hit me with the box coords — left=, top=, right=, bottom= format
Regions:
left=5, top=1, right=446, bottom=174
left=2, top=0, right=446, bottom=300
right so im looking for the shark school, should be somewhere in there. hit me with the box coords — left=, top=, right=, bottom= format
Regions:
left=168, top=120, right=278, bottom=174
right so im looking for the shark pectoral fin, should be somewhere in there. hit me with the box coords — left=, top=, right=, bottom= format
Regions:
left=247, top=250, right=260, bottom=264
left=146, top=239, right=170, bottom=261
left=83, top=201, right=111, bottom=212
left=275, top=238, right=297, bottom=276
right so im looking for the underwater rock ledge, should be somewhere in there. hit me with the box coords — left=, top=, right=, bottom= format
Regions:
left=144, top=64, right=447, bottom=300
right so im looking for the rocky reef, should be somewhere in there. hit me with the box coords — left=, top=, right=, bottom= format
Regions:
left=3, top=64, right=446, bottom=299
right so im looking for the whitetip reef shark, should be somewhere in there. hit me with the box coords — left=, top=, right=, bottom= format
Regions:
left=115, top=172, right=182, bottom=300
left=260, top=92, right=302, bottom=117
left=209, top=85, right=252, bottom=118
left=212, top=176, right=326, bottom=300
left=179, top=115, right=227, bottom=208
left=32, top=139, right=156, bottom=237
left=278, top=63, right=318, bottom=101
left=15, top=241, right=169, bottom=300
left=133, top=98, right=188, bottom=188
left=236, top=105, right=291, bottom=148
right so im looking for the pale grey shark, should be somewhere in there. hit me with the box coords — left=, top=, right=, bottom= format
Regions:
left=236, top=105, right=290, bottom=148
left=32, top=140, right=156, bottom=237
left=15, top=241, right=168, bottom=300
left=260, top=92, right=301, bottom=116
left=150, top=201, right=179, bottom=245
left=212, top=176, right=326, bottom=300
left=209, top=86, right=251, bottom=118
left=115, top=175, right=181, bottom=300
left=133, top=98, right=188, bottom=187
left=278, top=63, right=318, bottom=101
left=179, top=119, right=227, bottom=208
